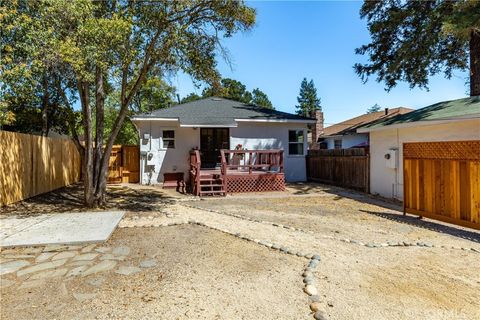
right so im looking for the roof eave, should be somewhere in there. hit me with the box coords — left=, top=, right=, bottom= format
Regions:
left=234, top=118, right=316, bottom=124
left=357, top=116, right=480, bottom=133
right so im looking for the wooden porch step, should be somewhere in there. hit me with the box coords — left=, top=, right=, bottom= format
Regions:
left=199, top=184, right=224, bottom=188
left=199, top=190, right=226, bottom=195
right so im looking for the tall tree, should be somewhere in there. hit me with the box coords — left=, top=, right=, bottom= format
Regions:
left=366, top=103, right=381, bottom=114
left=180, top=92, right=202, bottom=103
left=2, top=0, right=255, bottom=207
left=295, top=78, right=321, bottom=117
left=355, top=0, right=480, bottom=96
left=252, top=88, right=273, bottom=109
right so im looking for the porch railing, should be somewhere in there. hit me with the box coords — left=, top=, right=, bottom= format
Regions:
left=220, top=149, right=284, bottom=175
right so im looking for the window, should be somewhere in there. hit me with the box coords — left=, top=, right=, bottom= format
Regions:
left=162, top=130, right=175, bottom=149
left=288, top=130, right=304, bottom=155
left=334, top=139, right=342, bottom=149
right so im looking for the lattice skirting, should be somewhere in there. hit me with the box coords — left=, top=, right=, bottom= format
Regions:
left=226, top=174, right=285, bottom=193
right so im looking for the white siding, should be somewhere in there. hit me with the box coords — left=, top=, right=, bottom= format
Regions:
left=323, top=134, right=369, bottom=149
left=369, top=119, right=480, bottom=200
left=230, top=122, right=309, bottom=182
left=134, top=121, right=309, bottom=184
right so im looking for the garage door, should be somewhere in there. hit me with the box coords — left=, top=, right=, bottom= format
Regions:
left=403, top=141, right=480, bottom=230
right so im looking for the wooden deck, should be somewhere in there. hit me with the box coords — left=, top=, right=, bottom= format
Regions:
left=190, top=149, right=286, bottom=196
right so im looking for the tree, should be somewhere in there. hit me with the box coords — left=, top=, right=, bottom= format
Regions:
left=355, top=1, right=480, bottom=96
left=252, top=88, right=273, bottom=109
left=2, top=0, right=256, bottom=207
left=181, top=93, right=202, bottom=103
left=295, top=78, right=321, bottom=117
left=366, top=103, right=381, bottom=114
left=202, top=78, right=252, bottom=103
left=132, top=77, right=177, bottom=113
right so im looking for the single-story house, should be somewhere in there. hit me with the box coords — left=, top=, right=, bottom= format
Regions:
left=131, top=97, right=317, bottom=193
left=358, top=96, right=480, bottom=201
left=319, top=107, right=413, bottom=149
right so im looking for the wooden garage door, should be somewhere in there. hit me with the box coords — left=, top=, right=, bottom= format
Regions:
left=403, top=141, right=480, bottom=230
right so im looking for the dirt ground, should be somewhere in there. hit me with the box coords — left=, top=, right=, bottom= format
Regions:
left=1, top=225, right=308, bottom=320
left=2, top=182, right=480, bottom=319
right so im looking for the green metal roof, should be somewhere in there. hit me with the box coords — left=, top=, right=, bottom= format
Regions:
left=358, top=96, right=480, bottom=131
left=131, top=97, right=315, bottom=125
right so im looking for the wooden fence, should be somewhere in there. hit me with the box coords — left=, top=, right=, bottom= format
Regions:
left=107, top=145, right=139, bottom=184
left=403, top=141, right=480, bottom=230
left=0, top=130, right=81, bottom=206
left=306, top=148, right=369, bottom=192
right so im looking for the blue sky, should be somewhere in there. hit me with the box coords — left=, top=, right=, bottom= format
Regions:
left=173, top=1, right=469, bottom=125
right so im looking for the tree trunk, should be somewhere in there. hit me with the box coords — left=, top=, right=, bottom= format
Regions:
left=93, top=68, right=105, bottom=192
left=470, top=30, right=480, bottom=97
left=78, top=81, right=95, bottom=207
left=41, top=73, right=49, bottom=136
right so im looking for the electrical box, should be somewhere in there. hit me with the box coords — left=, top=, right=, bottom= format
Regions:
left=143, top=133, right=150, bottom=140
left=384, top=148, right=398, bottom=169
left=146, top=152, right=155, bottom=165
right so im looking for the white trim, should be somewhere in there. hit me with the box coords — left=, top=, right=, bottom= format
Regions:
left=179, top=124, right=238, bottom=128
left=131, top=117, right=179, bottom=121
left=357, top=116, right=480, bottom=133
left=235, top=118, right=316, bottom=124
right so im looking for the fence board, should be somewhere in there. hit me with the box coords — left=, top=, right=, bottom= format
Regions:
left=307, top=148, right=369, bottom=192
left=403, top=141, right=480, bottom=230
left=0, top=130, right=81, bottom=206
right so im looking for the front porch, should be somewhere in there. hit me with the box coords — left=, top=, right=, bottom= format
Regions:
left=189, top=149, right=286, bottom=196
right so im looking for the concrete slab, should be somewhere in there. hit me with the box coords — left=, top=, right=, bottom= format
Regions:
left=0, top=211, right=124, bottom=248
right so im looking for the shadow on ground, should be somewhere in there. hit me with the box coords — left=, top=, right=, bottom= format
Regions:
left=361, top=210, right=480, bottom=243
left=287, top=182, right=402, bottom=211
left=0, top=183, right=176, bottom=217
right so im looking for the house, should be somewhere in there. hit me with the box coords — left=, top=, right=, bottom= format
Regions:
left=358, top=96, right=480, bottom=201
left=131, top=97, right=317, bottom=194
left=318, top=107, right=413, bottom=149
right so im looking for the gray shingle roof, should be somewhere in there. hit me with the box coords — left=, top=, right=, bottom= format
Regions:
left=358, top=96, right=480, bottom=132
left=131, top=97, right=315, bottom=125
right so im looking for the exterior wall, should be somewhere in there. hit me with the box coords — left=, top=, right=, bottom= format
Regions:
left=324, top=133, right=369, bottom=149
left=135, top=121, right=199, bottom=185
left=134, top=121, right=309, bottom=184
left=369, top=119, right=480, bottom=200
left=230, top=122, right=309, bottom=182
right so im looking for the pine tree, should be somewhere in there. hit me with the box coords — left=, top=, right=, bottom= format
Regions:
left=252, top=88, right=273, bottom=109
left=295, top=78, right=321, bottom=117
left=366, top=103, right=381, bottom=113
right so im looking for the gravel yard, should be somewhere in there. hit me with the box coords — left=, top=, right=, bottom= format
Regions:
left=1, top=225, right=308, bottom=320
left=1, top=182, right=479, bottom=320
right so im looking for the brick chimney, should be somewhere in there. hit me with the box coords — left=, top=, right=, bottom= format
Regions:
left=310, top=110, right=324, bottom=150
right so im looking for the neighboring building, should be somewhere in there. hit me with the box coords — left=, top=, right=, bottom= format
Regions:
left=131, top=97, right=317, bottom=185
left=358, top=96, right=480, bottom=200
left=318, top=108, right=413, bottom=149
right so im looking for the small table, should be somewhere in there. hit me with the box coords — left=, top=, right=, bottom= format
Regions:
left=163, top=172, right=185, bottom=193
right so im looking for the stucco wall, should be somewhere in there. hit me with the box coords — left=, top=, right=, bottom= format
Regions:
left=134, top=121, right=309, bottom=184
left=324, top=134, right=368, bottom=149
left=230, top=122, right=309, bottom=182
left=369, top=119, right=480, bottom=200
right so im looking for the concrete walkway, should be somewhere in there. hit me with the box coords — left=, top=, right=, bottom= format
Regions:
left=0, top=211, right=124, bottom=247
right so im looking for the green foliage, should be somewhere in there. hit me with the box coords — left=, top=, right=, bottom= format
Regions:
left=366, top=103, right=381, bottom=114
left=200, top=78, right=274, bottom=108
left=295, top=78, right=321, bottom=117
left=104, top=104, right=138, bottom=145
left=181, top=93, right=202, bottom=104
left=355, top=0, right=480, bottom=91
left=251, top=88, right=273, bottom=108
left=132, top=77, right=177, bottom=113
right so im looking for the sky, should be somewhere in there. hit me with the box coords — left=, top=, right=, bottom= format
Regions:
left=172, top=1, right=469, bottom=126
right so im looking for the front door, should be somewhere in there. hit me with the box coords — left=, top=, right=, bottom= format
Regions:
left=200, top=128, right=230, bottom=168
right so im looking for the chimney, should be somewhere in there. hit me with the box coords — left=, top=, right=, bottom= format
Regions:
left=384, top=108, right=389, bottom=115
left=310, top=110, right=324, bottom=150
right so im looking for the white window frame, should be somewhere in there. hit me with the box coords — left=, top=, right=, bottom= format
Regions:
left=161, top=129, right=175, bottom=149
left=288, top=129, right=306, bottom=156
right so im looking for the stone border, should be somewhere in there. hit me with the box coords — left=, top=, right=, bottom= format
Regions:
left=180, top=204, right=480, bottom=254
left=120, top=218, right=328, bottom=319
